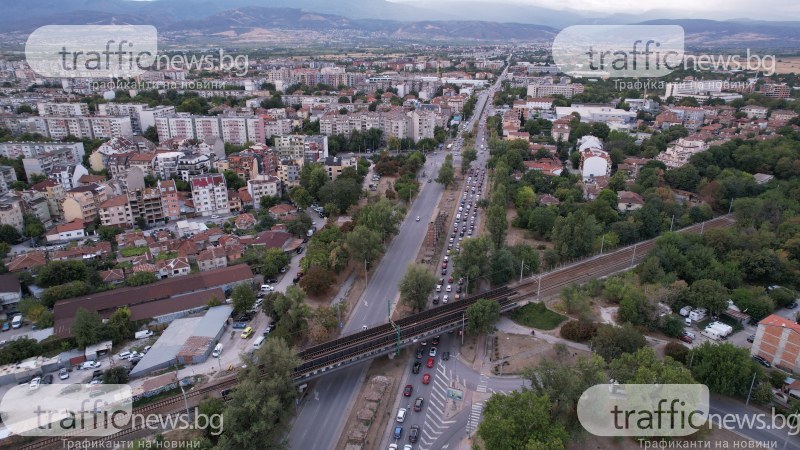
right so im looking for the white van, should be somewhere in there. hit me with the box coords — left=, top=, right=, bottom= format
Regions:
left=253, top=336, right=266, bottom=349
left=212, top=343, right=223, bottom=358
left=396, top=407, right=407, bottom=423
left=11, top=315, right=22, bottom=329
left=135, top=330, right=153, bottom=339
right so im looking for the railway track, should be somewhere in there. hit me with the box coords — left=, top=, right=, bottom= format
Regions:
left=11, top=215, right=735, bottom=449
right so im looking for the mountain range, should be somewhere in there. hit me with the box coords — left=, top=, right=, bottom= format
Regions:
left=1, top=0, right=800, bottom=47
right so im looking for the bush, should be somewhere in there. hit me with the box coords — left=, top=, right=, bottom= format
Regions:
left=660, top=315, right=685, bottom=337
left=511, top=302, right=566, bottom=330
left=560, top=320, right=597, bottom=342
left=664, top=342, right=689, bottom=364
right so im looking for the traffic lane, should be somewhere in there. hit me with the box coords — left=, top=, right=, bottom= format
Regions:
left=289, top=363, right=369, bottom=450
left=709, top=394, right=800, bottom=449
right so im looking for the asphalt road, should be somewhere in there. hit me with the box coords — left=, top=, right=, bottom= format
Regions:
left=288, top=146, right=450, bottom=450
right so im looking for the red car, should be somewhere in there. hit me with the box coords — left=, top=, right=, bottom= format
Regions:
left=422, top=374, right=431, bottom=384
left=678, top=335, right=693, bottom=344
left=426, top=357, right=434, bottom=368
left=403, top=384, right=413, bottom=397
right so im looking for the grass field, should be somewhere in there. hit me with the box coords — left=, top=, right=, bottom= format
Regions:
left=511, top=303, right=567, bottom=330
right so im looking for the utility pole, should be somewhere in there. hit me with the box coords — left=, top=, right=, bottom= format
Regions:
left=745, top=371, right=758, bottom=406
left=536, top=274, right=542, bottom=301
left=631, top=243, right=637, bottom=267
left=700, top=221, right=705, bottom=235
left=670, top=214, right=675, bottom=232
left=364, top=258, right=368, bottom=287
left=179, top=380, right=190, bottom=421
left=389, top=299, right=400, bottom=355
left=728, top=198, right=734, bottom=214
left=600, top=234, right=605, bottom=255
left=519, top=262, right=525, bottom=283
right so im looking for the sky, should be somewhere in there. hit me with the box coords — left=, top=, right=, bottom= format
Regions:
left=389, top=0, right=800, bottom=20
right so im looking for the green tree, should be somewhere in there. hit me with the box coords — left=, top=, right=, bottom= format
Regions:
left=143, top=126, right=159, bottom=144
left=691, top=342, right=762, bottom=396
left=106, top=307, right=134, bottom=343
left=452, top=236, right=490, bottom=291
left=688, top=279, right=728, bottom=315
left=298, top=266, right=336, bottom=296
left=22, top=215, right=45, bottom=241
left=102, top=366, right=130, bottom=384
left=260, top=248, right=291, bottom=278
left=357, top=198, right=401, bottom=238
left=72, top=308, right=103, bottom=348
left=466, top=298, right=501, bottom=335
left=560, top=284, right=591, bottom=319
left=289, top=187, right=313, bottom=210
left=37, top=260, right=94, bottom=287
left=345, top=225, right=383, bottom=267
left=398, top=264, right=438, bottom=313
left=591, top=323, right=647, bottom=362
left=198, top=396, right=226, bottom=441
left=528, top=355, right=607, bottom=428
left=478, top=390, right=569, bottom=449
left=125, top=271, right=158, bottom=287
left=215, top=338, right=300, bottom=450
left=486, top=203, right=507, bottom=249
left=461, top=148, right=477, bottom=175
left=608, top=347, right=694, bottom=384
left=318, top=178, right=361, bottom=214
left=514, top=186, right=536, bottom=210
left=0, top=224, right=21, bottom=244
left=552, top=210, right=601, bottom=260
left=436, top=154, right=455, bottom=187
left=300, top=164, right=329, bottom=198
left=231, top=284, right=256, bottom=314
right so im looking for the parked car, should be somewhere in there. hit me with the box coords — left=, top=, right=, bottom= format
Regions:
left=415, top=347, right=423, bottom=359
left=426, top=357, right=434, bottom=368
left=29, top=377, right=41, bottom=390
left=393, top=425, right=403, bottom=439
left=58, top=368, right=69, bottom=380
left=79, top=361, right=101, bottom=370
left=241, top=327, right=254, bottom=338
left=752, top=355, right=771, bottom=367
left=42, top=374, right=53, bottom=384
left=1, top=322, right=9, bottom=332
left=747, top=334, right=756, bottom=343
left=429, top=347, right=437, bottom=357
left=678, top=334, right=693, bottom=344
left=442, top=351, right=450, bottom=361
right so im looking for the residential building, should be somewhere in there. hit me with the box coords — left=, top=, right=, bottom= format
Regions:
left=158, top=180, right=181, bottom=220
left=527, top=82, right=584, bottom=98
left=99, top=195, right=134, bottom=228
left=127, top=187, right=164, bottom=225
left=37, top=102, right=89, bottom=117
left=322, top=155, right=357, bottom=181
left=555, top=105, right=636, bottom=127
left=129, top=153, right=156, bottom=177
left=0, top=274, right=22, bottom=317
left=22, top=148, right=83, bottom=183
left=278, top=160, right=302, bottom=188
left=228, top=154, right=259, bottom=181
left=197, top=247, right=228, bottom=272
left=274, top=135, right=329, bottom=163
left=45, top=219, right=86, bottom=242
left=656, top=137, right=710, bottom=169
left=28, top=179, right=65, bottom=219
left=742, top=105, right=769, bottom=119
left=617, top=191, right=645, bottom=212
left=156, top=257, right=191, bottom=279
left=44, top=116, right=133, bottom=140
left=176, top=153, right=211, bottom=182
left=49, top=164, right=88, bottom=191
left=751, top=314, right=800, bottom=372
left=759, top=83, right=791, bottom=99
left=247, top=176, right=281, bottom=209
left=0, top=166, right=17, bottom=195
left=269, top=203, right=298, bottom=219
left=154, top=152, right=182, bottom=180
left=62, top=184, right=108, bottom=223
left=0, top=141, right=84, bottom=161
left=97, top=104, right=175, bottom=134
left=0, top=196, right=24, bottom=232
left=190, top=173, right=228, bottom=216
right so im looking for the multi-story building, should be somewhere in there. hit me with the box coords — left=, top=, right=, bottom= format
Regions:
left=177, top=153, right=211, bottom=182
left=99, top=195, right=134, bottom=228
left=0, top=166, right=17, bottom=195
left=49, top=163, right=89, bottom=191
left=37, top=102, right=89, bottom=117
left=22, top=148, right=83, bottom=183
left=555, top=105, right=636, bottom=126
left=0, top=141, right=84, bottom=161
left=264, top=119, right=293, bottom=138
left=277, top=160, right=301, bottom=188
left=154, top=152, right=183, bottom=180
left=527, top=82, right=584, bottom=98
left=656, top=137, right=710, bottom=169
left=197, top=247, right=228, bottom=272
left=228, top=154, right=259, bottom=181
left=155, top=114, right=264, bottom=144
left=158, top=179, right=181, bottom=220
left=274, top=135, right=329, bottom=163
left=97, top=104, right=175, bottom=133
left=28, top=179, right=65, bottom=219
left=129, top=153, right=156, bottom=177
left=322, top=155, right=357, bottom=181
left=44, top=116, right=133, bottom=140
left=127, top=187, right=164, bottom=225
left=190, top=173, right=228, bottom=216
left=62, top=184, right=108, bottom=223
left=90, top=136, right=155, bottom=172
left=408, top=110, right=436, bottom=142
left=751, top=314, right=800, bottom=372
left=247, top=176, right=281, bottom=209
left=759, top=83, right=791, bottom=99
left=0, top=195, right=24, bottom=232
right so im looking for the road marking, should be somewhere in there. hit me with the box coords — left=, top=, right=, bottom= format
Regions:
left=466, top=402, right=484, bottom=433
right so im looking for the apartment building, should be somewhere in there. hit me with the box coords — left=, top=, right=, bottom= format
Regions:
left=752, top=314, right=800, bottom=372
left=273, top=135, right=329, bottom=163
left=656, top=137, right=711, bottom=169
left=322, top=155, right=357, bottom=181
left=527, top=82, right=584, bottom=98
left=555, top=105, right=636, bottom=126
left=158, top=179, right=181, bottom=220
left=62, top=184, right=108, bottom=223
left=99, top=195, right=134, bottom=228
left=49, top=164, right=89, bottom=191
left=0, top=166, right=17, bottom=195
left=155, top=114, right=265, bottom=144
left=176, top=153, right=211, bottom=182
left=37, top=102, right=89, bottom=117
left=44, top=116, right=133, bottom=140
left=0, top=141, right=85, bottom=160
left=277, top=160, right=301, bottom=188
left=247, top=176, right=282, bottom=209
left=97, top=104, right=175, bottom=133
left=0, top=196, right=24, bottom=232
left=28, top=179, right=65, bottom=219
left=190, top=173, right=229, bottom=216
left=264, top=119, right=293, bottom=138
left=228, top=154, right=259, bottom=181
left=759, top=83, right=791, bottom=99
left=127, top=187, right=165, bottom=225
left=22, top=148, right=83, bottom=183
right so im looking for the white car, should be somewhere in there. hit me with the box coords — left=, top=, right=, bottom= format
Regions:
left=210, top=214, right=220, bottom=219
left=443, top=295, right=449, bottom=304
left=446, top=285, right=452, bottom=292
left=80, top=360, right=101, bottom=370
left=435, top=285, right=442, bottom=292
left=429, top=347, right=437, bottom=357
left=59, top=368, right=69, bottom=380
left=29, top=377, right=41, bottom=390
left=117, top=351, right=131, bottom=360
left=260, top=284, right=274, bottom=293
left=416, top=216, right=420, bottom=222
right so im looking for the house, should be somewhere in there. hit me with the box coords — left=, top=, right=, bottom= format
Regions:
left=7, top=251, right=47, bottom=272
left=617, top=191, right=645, bottom=212
left=538, top=194, right=560, bottom=206
left=751, top=314, right=800, bottom=373
left=0, top=274, right=22, bottom=317
left=100, top=269, right=126, bottom=285
left=156, top=257, right=191, bottom=279
left=523, top=158, right=563, bottom=176
left=51, top=241, right=112, bottom=262
left=251, top=230, right=293, bottom=251
left=98, top=195, right=134, bottom=228
left=269, top=203, right=298, bottom=219
left=196, top=247, right=227, bottom=272
left=45, top=219, right=86, bottom=243
left=235, top=213, right=256, bottom=230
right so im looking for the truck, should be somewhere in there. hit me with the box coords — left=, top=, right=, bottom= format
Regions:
left=135, top=330, right=153, bottom=339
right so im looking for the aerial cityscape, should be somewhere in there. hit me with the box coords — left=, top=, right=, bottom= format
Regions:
left=0, top=0, right=797, bottom=449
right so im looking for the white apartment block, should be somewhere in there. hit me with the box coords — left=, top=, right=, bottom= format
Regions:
left=264, top=119, right=293, bottom=138
left=656, top=137, right=711, bottom=169
left=44, top=116, right=133, bottom=140
left=190, top=173, right=229, bottom=216
left=0, top=141, right=84, bottom=160
left=97, top=103, right=175, bottom=133
left=37, top=102, right=89, bottom=117
left=555, top=106, right=636, bottom=126
left=273, top=135, right=328, bottom=163
left=527, top=83, right=584, bottom=98
left=155, top=114, right=265, bottom=144
left=247, top=176, right=282, bottom=208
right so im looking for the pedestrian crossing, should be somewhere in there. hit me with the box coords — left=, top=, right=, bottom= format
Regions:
left=419, top=361, right=456, bottom=450
left=476, top=373, right=490, bottom=393
left=466, top=402, right=484, bottom=433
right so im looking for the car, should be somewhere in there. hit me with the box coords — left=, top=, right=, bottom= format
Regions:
left=442, top=351, right=450, bottom=361
left=426, top=357, right=434, bottom=368
left=129, top=356, right=142, bottom=365
left=446, top=285, right=452, bottom=292
left=747, top=334, right=756, bottom=343
left=412, top=361, right=421, bottom=374
left=422, top=373, right=431, bottom=384
left=429, top=347, right=437, bottom=357
left=683, top=331, right=696, bottom=340
left=432, top=296, right=439, bottom=305
left=408, top=425, right=420, bottom=443
left=241, top=327, right=254, bottom=338
left=29, top=377, right=41, bottom=390
left=413, top=397, right=424, bottom=412
left=432, top=336, right=440, bottom=345
left=260, top=284, right=274, bottom=293
left=678, top=334, right=693, bottom=344
left=789, top=302, right=798, bottom=310
left=448, top=277, right=454, bottom=283
left=80, top=360, right=101, bottom=370
left=415, top=347, right=423, bottom=359
left=59, top=368, right=69, bottom=380
left=1, top=322, right=8, bottom=332
left=752, top=355, right=771, bottom=367
left=403, top=384, right=413, bottom=397
left=393, top=425, right=403, bottom=439
left=416, top=216, right=420, bottom=222
left=143, top=345, right=152, bottom=354
left=435, top=284, right=442, bottom=292
left=441, top=268, right=447, bottom=275
left=443, top=295, right=449, bottom=304
left=89, top=379, right=102, bottom=385
left=117, top=351, right=132, bottom=360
